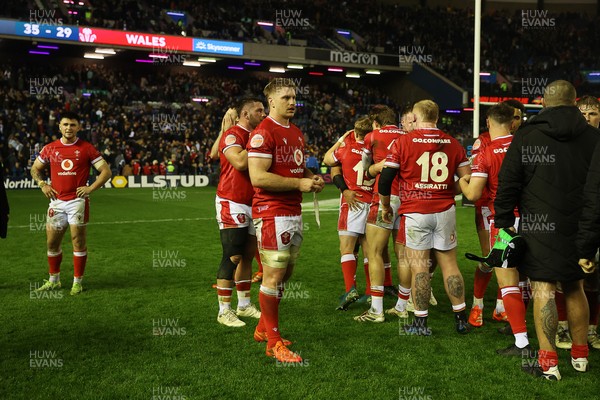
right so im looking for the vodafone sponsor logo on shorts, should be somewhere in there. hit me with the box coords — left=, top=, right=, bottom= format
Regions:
left=58, top=159, right=76, bottom=176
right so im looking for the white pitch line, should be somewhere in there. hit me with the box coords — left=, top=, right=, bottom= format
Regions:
left=10, top=217, right=213, bottom=229
left=11, top=199, right=344, bottom=229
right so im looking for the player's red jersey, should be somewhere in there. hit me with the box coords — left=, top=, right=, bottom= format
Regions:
left=247, top=116, right=305, bottom=218
left=332, top=131, right=375, bottom=204
left=385, top=128, right=469, bottom=214
left=38, top=138, right=103, bottom=201
left=471, top=132, right=491, bottom=208
left=216, top=124, right=254, bottom=205
left=363, top=125, right=404, bottom=196
left=471, top=134, right=513, bottom=216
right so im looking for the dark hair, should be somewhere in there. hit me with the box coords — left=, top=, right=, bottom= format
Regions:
left=400, top=103, right=414, bottom=117
left=577, top=95, right=600, bottom=109
left=59, top=111, right=80, bottom=122
left=235, top=97, right=262, bottom=116
left=370, top=105, right=396, bottom=126
left=486, top=103, right=515, bottom=125
left=502, top=99, right=525, bottom=114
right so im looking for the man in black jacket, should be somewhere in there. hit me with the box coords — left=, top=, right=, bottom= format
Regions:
left=495, top=80, right=599, bottom=380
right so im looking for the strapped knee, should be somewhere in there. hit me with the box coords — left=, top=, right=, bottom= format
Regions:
left=217, top=228, right=247, bottom=280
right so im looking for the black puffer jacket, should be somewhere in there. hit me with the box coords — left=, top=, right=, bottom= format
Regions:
left=577, top=141, right=600, bottom=259
left=494, top=106, right=600, bottom=282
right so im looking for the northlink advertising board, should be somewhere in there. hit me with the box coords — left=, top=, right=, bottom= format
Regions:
left=5, top=175, right=210, bottom=190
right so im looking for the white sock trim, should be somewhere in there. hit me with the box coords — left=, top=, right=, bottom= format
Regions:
left=259, top=285, right=278, bottom=296
left=341, top=254, right=356, bottom=263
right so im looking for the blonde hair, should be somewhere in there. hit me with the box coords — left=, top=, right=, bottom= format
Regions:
left=353, top=116, right=372, bottom=137
left=412, top=100, right=439, bottom=123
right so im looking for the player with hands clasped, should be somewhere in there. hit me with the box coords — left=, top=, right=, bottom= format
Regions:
left=247, top=79, right=323, bottom=364
left=30, top=111, right=112, bottom=296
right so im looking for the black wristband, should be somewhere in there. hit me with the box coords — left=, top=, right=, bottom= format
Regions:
left=365, top=165, right=375, bottom=179
left=332, top=175, right=349, bottom=193
left=378, top=167, right=397, bottom=196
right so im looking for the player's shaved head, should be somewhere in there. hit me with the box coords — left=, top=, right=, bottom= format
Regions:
left=543, top=80, right=576, bottom=107
left=370, top=105, right=396, bottom=126
left=412, top=100, right=439, bottom=123
left=487, top=103, right=514, bottom=126
left=353, top=116, right=372, bottom=138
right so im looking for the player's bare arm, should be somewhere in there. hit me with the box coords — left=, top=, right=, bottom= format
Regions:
left=248, top=157, right=319, bottom=193
left=331, top=165, right=361, bottom=211
left=323, top=146, right=340, bottom=167
left=366, top=159, right=385, bottom=179
left=31, top=158, right=58, bottom=200
left=76, top=160, right=112, bottom=198
left=224, top=147, right=248, bottom=171
left=460, top=174, right=486, bottom=202
left=209, top=108, right=238, bottom=160
left=378, top=165, right=398, bottom=223
left=323, top=130, right=353, bottom=166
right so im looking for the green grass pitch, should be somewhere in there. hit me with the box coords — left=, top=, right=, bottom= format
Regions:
left=1, top=185, right=598, bottom=400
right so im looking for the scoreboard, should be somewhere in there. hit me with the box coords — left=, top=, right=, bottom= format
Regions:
left=15, top=22, right=78, bottom=41
left=0, top=18, right=243, bottom=55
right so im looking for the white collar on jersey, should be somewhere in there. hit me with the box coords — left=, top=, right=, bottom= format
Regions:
left=235, top=123, right=251, bottom=132
left=267, top=116, right=290, bottom=128
left=491, top=134, right=512, bottom=141
left=59, top=137, right=79, bottom=146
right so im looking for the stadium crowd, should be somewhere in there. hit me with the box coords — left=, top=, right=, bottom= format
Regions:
left=2, top=62, right=444, bottom=180
left=2, top=2, right=598, bottom=94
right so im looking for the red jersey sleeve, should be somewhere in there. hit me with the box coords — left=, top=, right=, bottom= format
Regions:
left=38, top=145, right=51, bottom=164
left=471, top=146, right=490, bottom=179
left=85, top=142, right=103, bottom=165
left=221, top=129, right=244, bottom=154
left=332, top=144, right=346, bottom=165
left=247, top=128, right=274, bottom=159
left=384, top=137, right=403, bottom=169
left=363, top=132, right=372, bottom=155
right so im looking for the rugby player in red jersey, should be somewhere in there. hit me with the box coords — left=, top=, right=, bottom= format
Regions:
left=460, top=103, right=531, bottom=354
left=379, top=100, right=471, bottom=334
left=247, top=79, right=324, bottom=363
left=353, top=105, right=404, bottom=322
left=468, top=99, right=525, bottom=327
left=214, top=98, right=265, bottom=327
left=323, top=116, right=375, bottom=310
left=31, top=111, right=112, bottom=295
